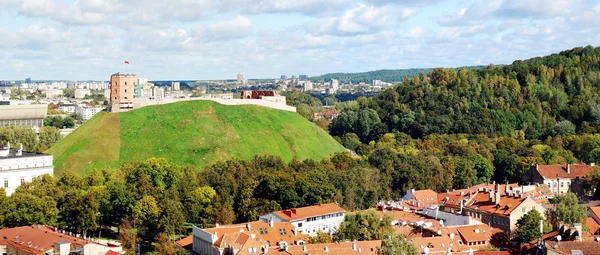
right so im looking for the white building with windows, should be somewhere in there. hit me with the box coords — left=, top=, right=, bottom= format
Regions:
left=76, top=106, right=104, bottom=121
left=0, top=143, right=54, bottom=195
left=259, top=203, right=346, bottom=236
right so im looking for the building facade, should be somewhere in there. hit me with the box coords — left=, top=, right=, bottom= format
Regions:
left=0, top=143, right=54, bottom=195
left=171, top=81, right=180, bottom=91
left=259, top=203, right=346, bottom=236
left=0, top=104, right=47, bottom=128
left=524, top=163, right=593, bottom=196
left=76, top=106, right=104, bottom=121
left=109, top=73, right=137, bottom=112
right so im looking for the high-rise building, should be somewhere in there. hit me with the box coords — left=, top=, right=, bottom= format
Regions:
left=280, top=75, right=287, bottom=80
left=237, top=73, right=247, bottom=84
left=299, top=75, right=308, bottom=79
left=330, top=79, right=339, bottom=93
left=171, top=81, right=180, bottom=91
left=24, top=78, right=31, bottom=84
left=110, top=73, right=137, bottom=111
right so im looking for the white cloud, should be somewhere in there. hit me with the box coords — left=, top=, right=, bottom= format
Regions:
left=208, top=16, right=253, bottom=40
left=243, top=0, right=350, bottom=14
left=310, top=4, right=394, bottom=36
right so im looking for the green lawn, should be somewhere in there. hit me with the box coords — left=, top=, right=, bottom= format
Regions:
left=49, top=100, right=345, bottom=176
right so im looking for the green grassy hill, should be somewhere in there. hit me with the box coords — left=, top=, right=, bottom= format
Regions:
left=48, top=100, right=346, bottom=176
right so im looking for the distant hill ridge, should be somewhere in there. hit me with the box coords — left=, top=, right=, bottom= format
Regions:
left=309, top=66, right=486, bottom=83
left=48, top=100, right=346, bottom=176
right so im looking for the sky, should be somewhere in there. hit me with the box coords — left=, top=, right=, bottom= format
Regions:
left=0, top=0, right=599, bottom=81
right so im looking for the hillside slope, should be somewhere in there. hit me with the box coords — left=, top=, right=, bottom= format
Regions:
left=48, top=100, right=346, bottom=176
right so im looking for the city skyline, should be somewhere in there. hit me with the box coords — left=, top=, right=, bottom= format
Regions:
left=0, top=0, right=599, bottom=80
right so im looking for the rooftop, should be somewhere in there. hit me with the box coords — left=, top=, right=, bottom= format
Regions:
left=463, top=192, right=527, bottom=216
left=269, top=203, right=346, bottom=221
left=266, top=240, right=381, bottom=255
left=0, top=225, right=115, bottom=255
left=200, top=220, right=309, bottom=247
left=535, top=163, right=593, bottom=179
left=0, top=144, right=50, bottom=159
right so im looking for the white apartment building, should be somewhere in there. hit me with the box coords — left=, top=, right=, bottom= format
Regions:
left=74, top=89, right=91, bottom=99
left=76, top=106, right=104, bottom=121
left=45, top=89, right=63, bottom=98
left=0, top=143, right=54, bottom=196
left=330, top=79, right=339, bottom=93
left=259, top=203, right=346, bottom=236
left=58, top=104, right=77, bottom=114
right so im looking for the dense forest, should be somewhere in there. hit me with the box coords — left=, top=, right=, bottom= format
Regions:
left=309, top=66, right=486, bottom=83
left=330, top=46, right=600, bottom=141
left=310, top=68, right=433, bottom=83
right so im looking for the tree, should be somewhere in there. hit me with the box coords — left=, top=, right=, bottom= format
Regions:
left=134, top=196, right=162, bottom=243
left=309, top=231, right=333, bottom=244
left=38, top=126, right=61, bottom=150
left=154, top=233, right=179, bottom=255
left=379, top=234, right=419, bottom=255
left=513, top=210, right=550, bottom=243
left=1, top=192, right=59, bottom=227
left=62, top=117, right=76, bottom=128
left=552, top=120, right=576, bottom=136
left=548, top=192, right=587, bottom=227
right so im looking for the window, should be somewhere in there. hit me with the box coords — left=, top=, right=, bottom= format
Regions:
left=3, top=179, right=7, bottom=188
left=20, top=177, right=25, bottom=185
left=125, top=89, right=127, bottom=92
left=522, top=207, right=526, bottom=213
left=125, top=82, right=127, bottom=85
left=279, top=228, right=287, bottom=236
left=298, top=223, right=303, bottom=227
left=560, top=182, right=564, bottom=188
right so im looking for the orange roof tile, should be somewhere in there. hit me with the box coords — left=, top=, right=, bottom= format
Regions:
left=411, top=189, right=439, bottom=203
left=535, top=164, right=593, bottom=179
left=175, top=235, right=193, bottom=250
left=586, top=217, right=600, bottom=235
left=465, top=192, right=526, bottom=216
left=545, top=240, right=600, bottom=255
left=270, top=203, right=345, bottom=221
left=590, top=206, right=600, bottom=220
left=0, top=226, right=115, bottom=255
left=265, top=240, right=381, bottom=255
left=203, top=220, right=309, bottom=247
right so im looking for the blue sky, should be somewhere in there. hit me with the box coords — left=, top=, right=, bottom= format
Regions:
left=0, top=0, right=599, bottom=81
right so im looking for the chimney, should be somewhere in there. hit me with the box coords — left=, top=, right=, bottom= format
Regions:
left=269, top=219, right=274, bottom=228
left=16, top=143, right=23, bottom=156
left=495, top=191, right=501, bottom=205
left=284, top=245, right=289, bottom=252
left=294, top=228, right=298, bottom=236
left=324, top=246, right=329, bottom=252
left=567, top=164, right=571, bottom=174
left=215, top=223, right=219, bottom=228
left=353, top=243, right=357, bottom=251
left=489, top=191, right=494, bottom=204
left=303, top=246, right=307, bottom=252
left=247, top=223, right=251, bottom=230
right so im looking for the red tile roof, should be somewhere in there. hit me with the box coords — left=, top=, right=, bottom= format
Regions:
left=175, top=235, right=193, bottom=250
left=0, top=225, right=116, bottom=255
left=586, top=217, right=600, bottom=235
left=411, top=189, right=439, bottom=203
left=270, top=203, right=345, bottom=221
left=465, top=192, right=526, bottom=216
left=202, top=220, right=309, bottom=247
left=545, top=240, right=600, bottom=255
left=105, top=251, right=122, bottom=255
left=535, top=163, right=593, bottom=179
left=265, top=240, right=381, bottom=255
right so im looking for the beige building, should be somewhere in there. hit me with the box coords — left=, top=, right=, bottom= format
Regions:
left=171, top=81, right=180, bottom=91
left=109, top=73, right=137, bottom=111
left=440, top=185, right=546, bottom=236
left=524, top=163, right=593, bottom=196
left=0, top=104, right=47, bottom=128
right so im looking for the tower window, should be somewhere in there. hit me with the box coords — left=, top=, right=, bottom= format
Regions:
left=125, top=89, right=127, bottom=92
left=125, top=82, right=127, bottom=85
